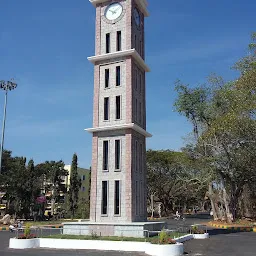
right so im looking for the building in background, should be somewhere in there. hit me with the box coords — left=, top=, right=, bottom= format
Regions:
left=44, top=165, right=90, bottom=217
left=64, top=165, right=91, bottom=201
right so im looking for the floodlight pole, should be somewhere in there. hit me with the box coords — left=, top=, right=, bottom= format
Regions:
left=0, top=80, right=17, bottom=174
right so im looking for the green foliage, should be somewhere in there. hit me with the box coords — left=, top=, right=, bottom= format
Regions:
left=174, top=81, right=211, bottom=136
left=191, top=225, right=205, bottom=234
left=149, top=230, right=177, bottom=245
left=68, top=153, right=81, bottom=219
left=159, top=230, right=169, bottom=243
left=24, top=224, right=31, bottom=237
left=90, top=230, right=99, bottom=239
left=233, top=32, right=256, bottom=73
left=0, top=151, right=68, bottom=219
left=42, top=234, right=183, bottom=243
left=75, top=197, right=90, bottom=219
left=173, top=32, right=256, bottom=221
left=147, top=150, right=209, bottom=215
left=0, top=153, right=40, bottom=216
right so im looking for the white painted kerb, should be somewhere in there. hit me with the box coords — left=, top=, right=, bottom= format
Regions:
left=146, top=243, right=183, bottom=256
left=193, top=233, right=209, bottom=239
left=9, top=238, right=40, bottom=249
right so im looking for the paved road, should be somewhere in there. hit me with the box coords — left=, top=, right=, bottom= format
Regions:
left=165, top=213, right=211, bottom=229
left=164, top=215, right=256, bottom=256
left=184, top=229, right=256, bottom=256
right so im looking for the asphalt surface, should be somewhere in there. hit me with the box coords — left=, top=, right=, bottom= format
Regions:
left=164, top=213, right=211, bottom=231
left=184, top=230, right=256, bottom=256
left=0, top=214, right=255, bottom=256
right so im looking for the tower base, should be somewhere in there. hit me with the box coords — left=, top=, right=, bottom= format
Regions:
left=63, top=221, right=166, bottom=238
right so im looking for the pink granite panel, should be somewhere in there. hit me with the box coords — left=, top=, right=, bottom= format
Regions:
left=89, top=225, right=115, bottom=237
left=90, top=134, right=98, bottom=222
left=126, top=57, right=132, bottom=123
left=95, top=6, right=101, bottom=56
left=125, top=129, right=132, bottom=222
left=130, top=130, right=147, bottom=222
left=141, top=16, right=145, bottom=59
left=93, top=64, right=100, bottom=128
left=126, top=0, right=132, bottom=50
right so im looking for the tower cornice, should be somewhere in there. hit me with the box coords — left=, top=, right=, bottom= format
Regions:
left=85, top=123, right=152, bottom=138
left=88, top=49, right=150, bottom=72
left=89, top=0, right=149, bottom=17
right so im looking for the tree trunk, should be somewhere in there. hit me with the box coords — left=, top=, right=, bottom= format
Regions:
left=219, top=175, right=234, bottom=223
left=51, top=198, right=55, bottom=216
left=208, top=182, right=218, bottom=220
left=230, top=184, right=242, bottom=221
left=222, top=186, right=233, bottom=223
left=183, top=203, right=187, bottom=213
left=241, top=185, right=255, bottom=218
left=150, top=194, right=154, bottom=218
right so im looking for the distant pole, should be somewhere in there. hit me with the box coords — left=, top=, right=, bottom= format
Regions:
left=0, top=80, right=17, bottom=174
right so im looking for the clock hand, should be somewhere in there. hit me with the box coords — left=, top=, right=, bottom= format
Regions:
left=113, top=6, right=121, bottom=14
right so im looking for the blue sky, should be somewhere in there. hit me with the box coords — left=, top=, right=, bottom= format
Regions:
left=0, top=0, right=255, bottom=168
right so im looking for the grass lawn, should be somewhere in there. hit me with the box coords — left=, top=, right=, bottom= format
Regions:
left=42, top=232, right=186, bottom=242
left=25, top=219, right=78, bottom=226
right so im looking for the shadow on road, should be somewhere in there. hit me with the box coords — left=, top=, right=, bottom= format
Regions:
left=185, top=213, right=212, bottom=220
left=209, top=228, right=253, bottom=236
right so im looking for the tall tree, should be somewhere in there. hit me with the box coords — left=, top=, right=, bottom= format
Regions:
left=42, top=161, right=68, bottom=216
left=233, top=32, right=256, bottom=73
left=68, top=153, right=81, bottom=219
left=147, top=150, right=209, bottom=216
left=1, top=152, right=28, bottom=217
left=174, top=33, right=256, bottom=222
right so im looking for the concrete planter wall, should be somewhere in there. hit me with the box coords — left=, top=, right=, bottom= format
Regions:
left=174, top=234, right=194, bottom=243
left=9, top=238, right=184, bottom=256
left=145, top=243, right=184, bottom=256
left=193, top=233, right=209, bottom=239
left=9, top=238, right=40, bottom=249
left=40, top=239, right=148, bottom=252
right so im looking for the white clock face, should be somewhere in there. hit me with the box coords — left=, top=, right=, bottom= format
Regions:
left=105, top=3, right=123, bottom=21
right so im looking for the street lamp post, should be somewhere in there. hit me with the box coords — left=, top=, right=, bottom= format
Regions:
left=0, top=80, right=17, bottom=174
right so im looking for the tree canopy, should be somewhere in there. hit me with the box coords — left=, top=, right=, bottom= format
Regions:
left=173, top=32, right=256, bottom=222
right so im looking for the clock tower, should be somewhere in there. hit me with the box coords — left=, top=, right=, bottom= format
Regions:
left=86, top=0, right=151, bottom=223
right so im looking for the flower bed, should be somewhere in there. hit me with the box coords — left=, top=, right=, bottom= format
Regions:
left=9, top=228, right=191, bottom=255
left=9, top=238, right=184, bottom=256
left=144, top=230, right=184, bottom=256
left=9, top=230, right=186, bottom=255
left=151, top=230, right=177, bottom=245
left=18, top=234, right=37, bottom=239
left=191, top=225, right=209, bottom=239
